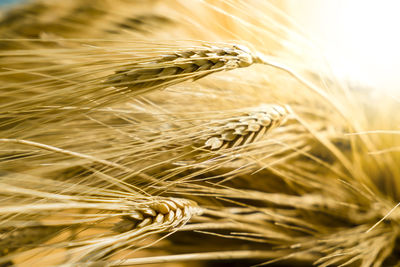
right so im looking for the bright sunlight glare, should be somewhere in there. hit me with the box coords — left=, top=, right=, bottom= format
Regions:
left=289, top=0, right=400, bottom=94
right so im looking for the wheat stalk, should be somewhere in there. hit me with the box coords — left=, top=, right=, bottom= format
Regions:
left=71, top=197, right=203, bottom=263
left=204, top=104, right=289, bottom=150
left=0, top=179, right=203, bottom=263
left=1, top=0, right=400, bottom=266
left=106, top=44, right=259, bottom=94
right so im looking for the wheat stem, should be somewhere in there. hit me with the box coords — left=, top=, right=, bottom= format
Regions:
left=0, top=138, right=156, bottom=192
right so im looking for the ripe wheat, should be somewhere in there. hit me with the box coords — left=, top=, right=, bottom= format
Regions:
left=0, top=179, right=202, bottom=264
left=75, top=197, right=203, bottom=262
left=113, top=197, right=202, bottom=233
left=106, top=44, right=260, bottom=93
left=0, top=0, right=400, bottom=266
left=205, top=104, right=289, bottom=150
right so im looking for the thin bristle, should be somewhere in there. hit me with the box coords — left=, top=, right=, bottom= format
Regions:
left=0, top=177, right=202, bottom=263
left=0, top=0, right=399, bottom=266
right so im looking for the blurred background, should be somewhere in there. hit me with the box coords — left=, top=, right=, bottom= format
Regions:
left=288, top=0, right=400, bottom=95
left=0, top=0, right=20, bottom=5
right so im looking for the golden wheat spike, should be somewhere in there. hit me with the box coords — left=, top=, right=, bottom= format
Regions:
left=0, top=181, right=202, bottom=263
left=113, top=197, right=202, bottom=233
left=74, top=197, right=202, bottom=262
left=106, top=44, right=258, bottom=93
left=1, top=0, right=400, bottom=266
left=205, top=104, right=289, bottom=150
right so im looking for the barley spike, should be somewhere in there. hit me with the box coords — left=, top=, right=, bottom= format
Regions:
left=205, top=104, right=289, bottom=150
left=106, top=44, right=258, bottom=93
left=113, top=197, right=202, bottom=233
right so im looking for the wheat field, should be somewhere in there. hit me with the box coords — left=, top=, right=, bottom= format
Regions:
left=0, top=0, right=399, bottom=266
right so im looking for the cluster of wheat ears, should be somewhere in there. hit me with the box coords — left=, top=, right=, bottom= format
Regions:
left=0, top=0, right=399, bottom=266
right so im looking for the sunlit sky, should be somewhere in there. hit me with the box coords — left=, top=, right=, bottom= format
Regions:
left=289, top=0, right=400, bottom=93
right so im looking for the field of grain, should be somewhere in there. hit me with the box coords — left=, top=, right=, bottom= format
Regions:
left=0, top=1, right=399, bottom=266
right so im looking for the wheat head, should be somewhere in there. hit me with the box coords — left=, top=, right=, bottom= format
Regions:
left=1, top=0, right=400, bottom=267
left=106, top=44, right=259, bottom=94
left=205, top=104, right=289, bottom=150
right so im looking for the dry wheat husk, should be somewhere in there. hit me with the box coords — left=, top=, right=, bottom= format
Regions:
left=106, top=44, right=260, bottom=94
left=204, top=104, right=289, bottom=150
left=0, top=0, right=400, bottom=267
left=0, top=174, right=202, bottom=265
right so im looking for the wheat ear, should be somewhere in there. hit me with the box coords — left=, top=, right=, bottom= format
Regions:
left=205, top=104, right=289, bottom=150
left=113, top=197, right=203, bottom=233
left=74, top=197, right=202, bottom=262
left=106, top=44, right=258, bottom=93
